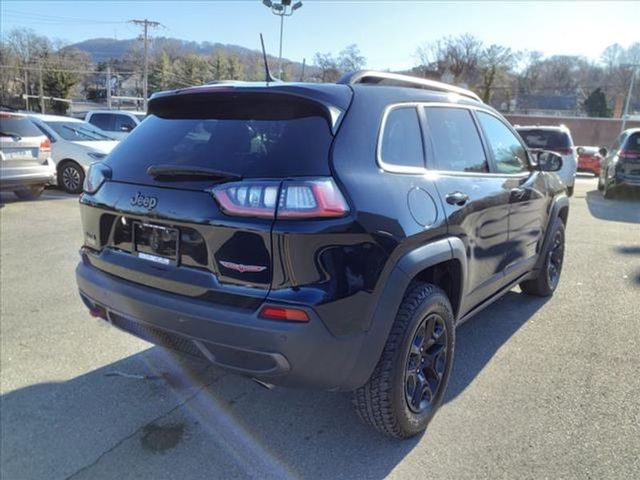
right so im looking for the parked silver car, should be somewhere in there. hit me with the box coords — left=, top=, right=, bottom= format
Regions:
left=28, top=114, right=119, bottom=193
left=0, top=112, right=56, bottom=200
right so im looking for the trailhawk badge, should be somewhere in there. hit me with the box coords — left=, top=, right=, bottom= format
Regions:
left=219, top=261, right=267, bottom=273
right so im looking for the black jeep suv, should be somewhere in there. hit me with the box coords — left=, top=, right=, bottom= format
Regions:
left=76, top=71, right=568, bottom=438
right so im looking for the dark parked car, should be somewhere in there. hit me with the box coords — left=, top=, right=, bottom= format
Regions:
left=598, top=128, right=640, bottom=198
left=0, top=112, right=56, bottom=199
left=76, top=71, right=569, bottom=438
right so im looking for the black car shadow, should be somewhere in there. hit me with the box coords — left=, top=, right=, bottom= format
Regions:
left=616, top=245, right=640, bottom=286
left=0, top=187, right=76, bottom=206
left=1, top=291, right=546, bottom=480
left=585, top=189, right=640, bottom=224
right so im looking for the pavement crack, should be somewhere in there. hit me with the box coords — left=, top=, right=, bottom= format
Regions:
left=64, top=371, right=225, bottom=480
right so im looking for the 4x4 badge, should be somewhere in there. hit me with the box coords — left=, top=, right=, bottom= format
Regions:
left=130, top=192, right=158, bottom=210
left=219, top=261, right=267, bottom=273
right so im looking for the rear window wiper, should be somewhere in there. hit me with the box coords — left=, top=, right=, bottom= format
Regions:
left=147, top=164, right=241, bottom=181
left=0, top=131, right=22, bottom=140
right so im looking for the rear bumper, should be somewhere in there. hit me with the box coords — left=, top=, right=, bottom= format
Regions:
left=0, top=164, right=55, bottom=190
left=76, top=256, right=373, bottom=391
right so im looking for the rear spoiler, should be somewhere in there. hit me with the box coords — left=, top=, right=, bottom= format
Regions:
left=148, top=84, right=352, bottom=135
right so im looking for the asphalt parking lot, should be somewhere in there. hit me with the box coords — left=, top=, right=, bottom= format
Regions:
left=1, top=176, right=639, bottom=480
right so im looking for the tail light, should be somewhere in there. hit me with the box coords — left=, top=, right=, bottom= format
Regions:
left=40, top=138, right=51, bottom=154
left=209, top=177, right=349, bottom=220
left=619, top=150, right=640, bottom=159
left=83, top=163, right=112, bottom=194
left=259, top=306, right=310, bottom=322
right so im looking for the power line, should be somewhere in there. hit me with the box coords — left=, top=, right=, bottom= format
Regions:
left=2, top=9, right=124, bottom=25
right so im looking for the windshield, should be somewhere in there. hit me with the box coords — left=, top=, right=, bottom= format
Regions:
left=45, top=121, right=115, bottom=141
left=134, top=114, right=146, bottom=122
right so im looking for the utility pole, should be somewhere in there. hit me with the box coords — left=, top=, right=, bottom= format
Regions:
left=129, top=18, right=161, bottom=111
left=38, top=62, right=44, bottom=113
left=262, top=1, right=303, bottom=78
left=620, top=64, right=639, bottom=133
left=106, top=66, right=112, bottom=109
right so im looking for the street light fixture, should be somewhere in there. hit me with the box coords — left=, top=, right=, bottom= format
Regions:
left=261, top=0, right=303, bottom=78
left=620, top=63, right=639, bottom=133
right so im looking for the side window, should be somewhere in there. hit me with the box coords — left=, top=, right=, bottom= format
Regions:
left=477, top=112, right=528, bottom=174
left=114, top=114, right=136, bottom=132
left=90, top=114, right=115, bottom=132
left=424, top=107, right=488, bottom=173
left=380, top=107, right=425, bottom=169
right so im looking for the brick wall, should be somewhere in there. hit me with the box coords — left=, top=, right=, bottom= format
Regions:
left=505, top=115, right=640, bottom=148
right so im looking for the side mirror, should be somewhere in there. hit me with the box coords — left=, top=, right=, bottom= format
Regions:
left=576, top=146, right=585, bottom=155
left=537, top=151, right=563, bottom=172
left=598, top=147, right=608, bottom=157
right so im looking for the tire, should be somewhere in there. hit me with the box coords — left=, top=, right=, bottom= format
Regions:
left=14, top=185, right=45, bottom=200
left=597, top=175, right=604, bottom=191
left=603, top=179, right=616, bottom=199
left=520, top=220, right=565, bottom=297
left=353, top=283, right=455, bottom=439
left=567, top=185, right=574, bottom=197
left=58, top=161, right=85, bottom=194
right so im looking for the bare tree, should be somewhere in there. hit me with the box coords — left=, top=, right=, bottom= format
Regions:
left=478, top=45, right=517, bottom=103
left=313, top=52, right=340, bottom=82
left=338, top=44, right=366, bottom=73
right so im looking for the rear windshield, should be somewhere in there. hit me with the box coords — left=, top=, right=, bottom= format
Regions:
left=625, top=133, right=640, bottom=152
left=106, top=96, right=334, bottom=182
left=517, top=129, right=571, bottom=149
left=0, top=116, right=43, bottom=138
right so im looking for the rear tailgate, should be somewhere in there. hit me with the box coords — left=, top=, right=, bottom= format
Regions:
left=80, top=85, right=352, bottom=307
left=0, top=114, right=47, bottom=166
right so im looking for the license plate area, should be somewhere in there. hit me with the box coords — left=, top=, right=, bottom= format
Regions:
left=133, top=222, right=179, bottom=265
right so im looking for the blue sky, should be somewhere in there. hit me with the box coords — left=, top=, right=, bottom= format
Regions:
left=1, top=1, right=638, bottom=69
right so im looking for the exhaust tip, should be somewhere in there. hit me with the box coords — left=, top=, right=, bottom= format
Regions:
left=251, top=378, right=275, bottom=390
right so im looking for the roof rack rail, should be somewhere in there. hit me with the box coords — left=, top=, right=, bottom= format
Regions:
left=337, top=70, right=482, bottom=102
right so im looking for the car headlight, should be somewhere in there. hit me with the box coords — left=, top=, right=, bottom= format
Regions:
left=87, top=152, right=108, bottom=160
left=83, top=163, right=112, bottom=194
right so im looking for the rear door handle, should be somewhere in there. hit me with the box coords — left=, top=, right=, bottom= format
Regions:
left=445, top=191, right=469, bottom=206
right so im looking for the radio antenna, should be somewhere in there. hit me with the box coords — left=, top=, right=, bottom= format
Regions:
left=260, top=34, right=278, bottom=83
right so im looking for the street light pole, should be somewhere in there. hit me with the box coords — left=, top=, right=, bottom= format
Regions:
left=620, top=64, right=639, bottom=133
left=262, top=0, right=303, bottom=79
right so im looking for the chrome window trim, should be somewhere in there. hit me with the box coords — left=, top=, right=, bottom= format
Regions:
left=376, top=101, right=532, bottom=178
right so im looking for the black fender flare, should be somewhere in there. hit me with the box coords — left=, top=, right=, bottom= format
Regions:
left=534, top=194, right=569, bottom=272
left=343, top=237, right=467, bottom=389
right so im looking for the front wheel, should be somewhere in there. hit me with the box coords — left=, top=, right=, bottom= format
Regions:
left=520, top=220, right=565, bottom=297
left=567, top=185, right=574, bottom=197
left=58, top=161, right=85, bottom=194
left=597, top=174, right=604, bottom=191
left=353, top=283, right=455, bottom=439
left=14, top=185, right=45, bottom=200
left=603, top=178, right=617, bottom=199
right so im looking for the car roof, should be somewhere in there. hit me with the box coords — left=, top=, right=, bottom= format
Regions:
left=88, top=110, right=146, bottom=115
left=28, top=113, right=83, bottom=123
left=515, top=125, right=570, bottom=132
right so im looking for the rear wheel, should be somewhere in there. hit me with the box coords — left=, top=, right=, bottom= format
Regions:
left=520, top=220, right=565, bottom=297
left=14, top=185, right=45, bottom=200
left=603, top=178, right=617, bottom=199
left=58, top=161, right=85, bottom=194
left=597, top=174, right=604, bottom=191
left=353, top=283, right=455, bottom=439
left=567, top=185, right=574, bottom=197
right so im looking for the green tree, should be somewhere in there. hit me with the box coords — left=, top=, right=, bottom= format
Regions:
left=225, top=55, right=244, bottom=80
left=210, top=50, right=228, bottom=80
left=149, top=51, right=175, bottom=92
left=583, top=88, right=611, bottom=117
left=175, top=53, right=211, bottom=86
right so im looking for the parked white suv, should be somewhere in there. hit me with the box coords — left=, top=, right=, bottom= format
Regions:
left=84, top=110, right=146, bottom=141
left=516, top=125, right=578, bottom=196
left=29, top=114, right=120, bottom=193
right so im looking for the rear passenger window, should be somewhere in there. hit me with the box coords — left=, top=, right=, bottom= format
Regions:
left=477, top=112, right=528, bottom=174
left=380, top=107, right=425, bottom=169
left=424, top=107, right=488, bottom=173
